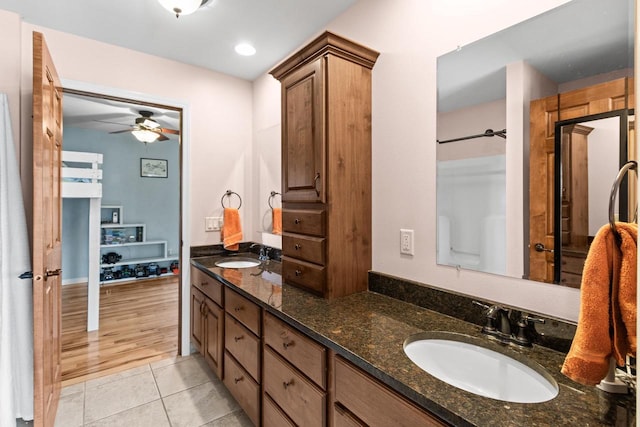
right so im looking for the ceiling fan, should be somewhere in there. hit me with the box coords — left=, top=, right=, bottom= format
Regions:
left=110, top=110, right=180, bottom=142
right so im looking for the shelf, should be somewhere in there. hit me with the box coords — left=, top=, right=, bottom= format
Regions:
left=100, top=272, right=178, bottom=285
left=101, top=223, right=145, bottom=229
left=101, top=240, right=167, bottom=249
left=100, top=256, right=177, bottom=268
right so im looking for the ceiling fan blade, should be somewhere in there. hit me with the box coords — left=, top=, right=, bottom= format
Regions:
left=109, top=129, right=134, bottom=134
left=159, top=127, right=180, bottom=135
left=156, top=133, right=170, bottom=141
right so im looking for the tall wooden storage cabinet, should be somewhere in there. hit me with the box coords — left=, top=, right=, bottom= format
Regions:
left=270, top=31, right=379, bottom=299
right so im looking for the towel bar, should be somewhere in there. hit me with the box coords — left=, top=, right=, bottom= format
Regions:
left=221, top=190, right=242, bottom=209
left=268, top=191, right=281, bottom=209
left=608, top=160, right=637, bottom=240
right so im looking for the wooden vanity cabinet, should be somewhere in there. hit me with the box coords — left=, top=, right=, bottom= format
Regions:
left=223, top=288, right=262, bottom=426
left=270, top=31, right=379, bottom=299
left=262, top=312, right=327, bottom=427
left=190, top=267, right=224, bottom=379
left=332, top=355, right=447, bottom=427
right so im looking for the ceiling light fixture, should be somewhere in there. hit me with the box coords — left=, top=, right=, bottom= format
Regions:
left=132, top=129, right=161, bottom=143
left=158, top=0, right=209, bottom=18
left=235, top=43, right=256, bottom=56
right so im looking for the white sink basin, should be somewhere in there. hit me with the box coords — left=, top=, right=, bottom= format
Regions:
left=403, top=332, right=558, bottom=403
left=214, top=257, right=261, bottom=269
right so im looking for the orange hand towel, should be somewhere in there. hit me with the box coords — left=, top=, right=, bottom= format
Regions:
left=272, top=207, right=282, bottom=235
left=221, top=208, right=243, bottom=251
left=561, top=222, right=637, bottom=386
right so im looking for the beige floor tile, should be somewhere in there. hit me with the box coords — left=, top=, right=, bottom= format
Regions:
left=54, top=390, right=84, bottom=427
left=152, top=356, right=214, bottom=397
left=84, top=399, right=170, bottom=427
left=202, top=409, right=253, bottom=427
left=85, top=364, right=151, bottom=390
left=150, top=353, right=195, bottom=370
left=84, top=371, right=160, bottom=423
left=162, top=380, right=239, bottom=427
left=60, top=382, right=85, bottom=398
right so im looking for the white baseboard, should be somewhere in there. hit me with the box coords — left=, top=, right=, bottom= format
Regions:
left=62, top=277, right=88, bottom=286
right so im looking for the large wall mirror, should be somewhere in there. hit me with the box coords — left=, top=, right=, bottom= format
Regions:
left=436, top=0, right=635, bottom=287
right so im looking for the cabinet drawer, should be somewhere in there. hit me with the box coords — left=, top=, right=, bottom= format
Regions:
left=282, top=233, right=326, bottom=265
left=263, top=347, right=325, bottom=427
left=561, top=253, right=586, bottom=274
left=264, top=312, right=326, bottom=389
left=263, top=394, right=295, bottom=427
left=333, top=403, right=366, bottom=427
left=191, top=266, right=222, bottom=306
left=224, top=313, right=260, bottom=382
left=334, top=356, right=446, bottom=427
left=282, top=209, right=325, bottom=237
left=223, top=352, right=260, bottom=427
left=225, top=288, right=261, bottom=336
left=282, top=257, right=325, bottom=294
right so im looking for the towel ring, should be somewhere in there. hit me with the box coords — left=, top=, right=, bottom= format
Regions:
left=268, top=191, right=281, bottom=209
left=608, top=160, right=637, bottom=239
left=221, top=190, right=242, bottom=210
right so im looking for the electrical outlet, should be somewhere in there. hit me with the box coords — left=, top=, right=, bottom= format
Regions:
left=400, top=229, right=414, bottom=255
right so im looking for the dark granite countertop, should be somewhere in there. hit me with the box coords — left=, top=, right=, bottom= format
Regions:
left=191, top=253, right=635, bottom=427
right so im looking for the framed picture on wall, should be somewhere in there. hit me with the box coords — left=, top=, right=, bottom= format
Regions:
left=140, top=158, right=168, bottom=178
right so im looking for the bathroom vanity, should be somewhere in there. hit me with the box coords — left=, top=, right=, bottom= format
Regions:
left=191, top=253, right=634, bottom=426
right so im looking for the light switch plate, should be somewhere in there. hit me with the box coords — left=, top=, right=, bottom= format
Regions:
left=205, top=217, right=221, bottom=232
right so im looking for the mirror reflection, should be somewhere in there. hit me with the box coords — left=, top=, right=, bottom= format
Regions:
left=436, top=0, right=634, bottom=287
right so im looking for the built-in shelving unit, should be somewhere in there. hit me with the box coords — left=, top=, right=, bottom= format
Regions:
left=99, top=205, right=178, bottom=284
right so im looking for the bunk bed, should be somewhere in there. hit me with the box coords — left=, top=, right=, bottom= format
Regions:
left=62, top=150, right=103, bottom=331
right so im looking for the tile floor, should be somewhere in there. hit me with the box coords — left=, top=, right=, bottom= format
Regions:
left=18, top=354, right=253, bottom=427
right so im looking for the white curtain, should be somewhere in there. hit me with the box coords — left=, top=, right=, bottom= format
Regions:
left=0, top=93, right=34, bottom=425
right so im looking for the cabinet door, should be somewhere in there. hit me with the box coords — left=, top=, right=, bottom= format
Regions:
left=281, top=57, right=325, bottom=203
left=190, top=286, right=205, bottom=354
left=204, top=298, right=224, bottom=379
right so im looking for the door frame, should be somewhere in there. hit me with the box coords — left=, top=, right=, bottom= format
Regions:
left=61, top=78, right=192, bottom=356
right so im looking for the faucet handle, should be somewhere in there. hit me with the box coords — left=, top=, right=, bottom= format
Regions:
left=473, top=301, right=498, bottom=333
left=513, top=313, right=545, bottom=347
left=521, top=314, right=545, bottom=325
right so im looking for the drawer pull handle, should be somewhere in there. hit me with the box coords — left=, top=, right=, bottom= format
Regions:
left=234, top=306, right=243, bottom=312
left=295, top=270, right=302, bottom=276
left=283, top=379, right=294, bottom=389
left=234, top=376, right=244, bottom=384
left=234, top=335, right=244, bottom=342
left=294, top=218, right=301, bottom=224
left=294, top=244, right=301, bottom=250
left=200, top=281, right=208, bottom=286
left=282, top=341, right=294, bottom=349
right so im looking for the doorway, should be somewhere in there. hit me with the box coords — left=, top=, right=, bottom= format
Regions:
left=60, top=89, right=183, bottom=384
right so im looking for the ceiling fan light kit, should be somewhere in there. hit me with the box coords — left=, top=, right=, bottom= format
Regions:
left=132, top=129, right=161, bottom=143
left=158, top=0, right=209, bottom=17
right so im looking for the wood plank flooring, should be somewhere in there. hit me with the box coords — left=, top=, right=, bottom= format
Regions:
left=61, top=277, right=179, bottom=385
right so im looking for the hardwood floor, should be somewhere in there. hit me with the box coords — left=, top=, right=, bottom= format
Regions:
left=61, top=277, right=179, bottom=385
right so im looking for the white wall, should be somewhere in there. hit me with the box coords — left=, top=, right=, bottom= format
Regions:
left=258, top=0, right=580, bottom=321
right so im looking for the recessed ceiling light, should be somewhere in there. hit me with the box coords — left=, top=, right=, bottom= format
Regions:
left=235, top=43, right=256, bottom=56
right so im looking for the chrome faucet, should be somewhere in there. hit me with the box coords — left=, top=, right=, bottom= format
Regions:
left=250, top=243, right=271, bottom=261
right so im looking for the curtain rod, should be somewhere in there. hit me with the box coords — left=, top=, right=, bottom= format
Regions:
left=437, top=128, right=507, bottom=144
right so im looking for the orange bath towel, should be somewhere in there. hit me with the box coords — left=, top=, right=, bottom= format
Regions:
left=272, top=208, right=282, bottom=235
left=221, top=208, right=243, bottom=251
left=561, top=222, right=637, bottom=386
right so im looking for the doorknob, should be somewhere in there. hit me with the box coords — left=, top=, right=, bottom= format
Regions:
left=533, top=243, right=554, bottom=253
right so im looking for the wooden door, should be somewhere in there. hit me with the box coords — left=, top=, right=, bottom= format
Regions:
left=32, top=31, right=63, bottom=427
left=529, top=77, right=631, bottom=283
left=203, top=298, right=224, bottom=379
left=281, top=58, right=325, bottom=203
